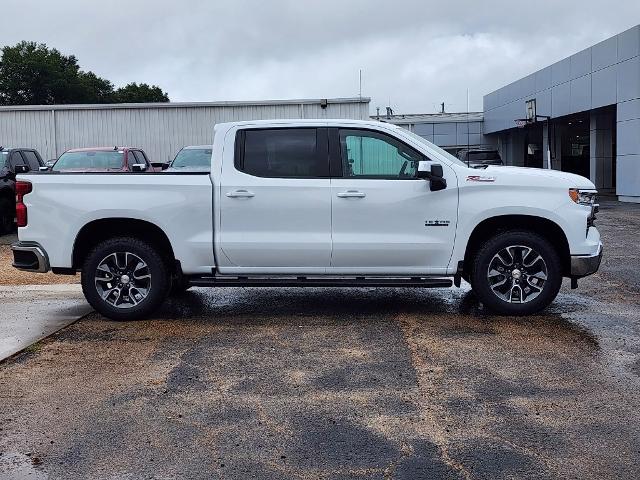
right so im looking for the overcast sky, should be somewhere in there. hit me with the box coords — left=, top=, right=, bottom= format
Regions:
left=2, top=1, right=640, bottom=113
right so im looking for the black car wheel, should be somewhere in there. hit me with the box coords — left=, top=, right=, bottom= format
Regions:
left=81, top=237, right=170, bottom=321
left=470, top=230, right=562, bottom=315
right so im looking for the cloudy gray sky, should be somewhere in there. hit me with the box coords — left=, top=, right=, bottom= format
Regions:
left=2, top=1, right=640, bottom=113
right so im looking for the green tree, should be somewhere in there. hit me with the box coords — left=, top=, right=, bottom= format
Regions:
left=0, top=41, right=169, bottom=105
left=113, top=82, right=169, bottom=103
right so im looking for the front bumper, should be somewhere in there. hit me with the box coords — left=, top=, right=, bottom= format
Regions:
left=570, top=243, right=603, bottom=278
left=11, top=242, right=50, bottom=273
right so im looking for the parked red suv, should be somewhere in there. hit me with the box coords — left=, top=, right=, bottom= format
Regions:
left=51, top=147, right=165, bottom=172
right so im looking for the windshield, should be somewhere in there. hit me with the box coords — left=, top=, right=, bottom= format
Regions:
left=399, top=129, right=467, bottom=167
left=171, top=148, right=212, bottom=168
left=53, top=151, right=124, bottom=171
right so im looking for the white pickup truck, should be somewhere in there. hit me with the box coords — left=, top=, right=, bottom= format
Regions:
left=11, top=119, right=602, bottom=320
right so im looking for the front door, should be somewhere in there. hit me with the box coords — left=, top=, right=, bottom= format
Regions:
left=329, top=128, right=458, bottom=275
left=218, top=127, right=332, bottom=274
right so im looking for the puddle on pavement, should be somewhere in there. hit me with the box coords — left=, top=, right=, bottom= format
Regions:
left=0, top=452, right=47, bottom=480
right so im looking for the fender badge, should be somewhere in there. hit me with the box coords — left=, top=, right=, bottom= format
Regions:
left=467, top=175, right=496, bottom=182
left=425, top=220, right=451, bottom=227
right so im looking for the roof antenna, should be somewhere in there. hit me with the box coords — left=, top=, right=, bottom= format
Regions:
left=441, top=102, right=445, bottom=113
left=386, top=106, right=393, bottom=119
left=113, top=146, right=118, bottom=151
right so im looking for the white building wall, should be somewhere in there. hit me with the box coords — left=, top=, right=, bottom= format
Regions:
left=0, top=98, right=370, bottom=163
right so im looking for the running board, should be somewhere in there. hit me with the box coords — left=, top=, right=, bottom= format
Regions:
left=188, top=276, right=453, bottom=288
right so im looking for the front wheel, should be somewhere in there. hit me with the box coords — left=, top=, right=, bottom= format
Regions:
left=81, top=237, right=170, bottom=321
left=470, top=230, right=562, bottom=315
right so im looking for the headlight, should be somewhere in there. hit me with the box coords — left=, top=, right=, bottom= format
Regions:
left=569, top=188, right=598, bottom=206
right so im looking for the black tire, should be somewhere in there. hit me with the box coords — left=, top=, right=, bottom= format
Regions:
left=470, top=230, right=562, bottom=315
left=81, top=237, right=170, bottom=321
left=0, top=197, right=14, bottom=235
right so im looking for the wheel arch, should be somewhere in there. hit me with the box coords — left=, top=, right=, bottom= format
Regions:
left=72, top=218, right=177, bottom=271
left=462, top=215, right=571, bottom=277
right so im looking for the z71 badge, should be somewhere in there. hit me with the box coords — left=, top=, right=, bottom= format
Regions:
left=425, top=220, right=451, bottom=227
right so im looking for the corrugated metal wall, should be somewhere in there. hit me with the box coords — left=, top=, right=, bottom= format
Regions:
left=0, top=98, right=370, bottom=163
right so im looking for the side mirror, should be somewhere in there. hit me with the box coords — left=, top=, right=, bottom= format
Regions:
left=151, top=162, right=169, bottom=171
left=45, top=161, right=56, bottom=168
left=14, top=164, right=30, bottom=174
left=39, top=166, right=49, bottom=172
left=131, top=163, right=147, bottom=172
left=417, top=161, right=447, bottom=191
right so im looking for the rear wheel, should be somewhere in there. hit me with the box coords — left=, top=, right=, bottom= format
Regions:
left=470, top=230, right=562, bottom=315
left=81, top=237, right=170, bottom=321
left=0, top=197, right=14, bottom=234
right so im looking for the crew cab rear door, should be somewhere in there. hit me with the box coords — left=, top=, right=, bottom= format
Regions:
left=217, top=126, right=332, bottom=274
left=328, top=127, right=458, bottom=274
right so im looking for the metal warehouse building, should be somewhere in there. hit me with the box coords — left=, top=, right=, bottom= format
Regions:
left=375, top=112, right=490, bottom=153
left=0, top=97, right=370, bottom=163
left=483, top=25, right=640, bottom=203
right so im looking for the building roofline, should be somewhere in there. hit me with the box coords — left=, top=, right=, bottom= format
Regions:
left=0, top=97, right=371, bottom=112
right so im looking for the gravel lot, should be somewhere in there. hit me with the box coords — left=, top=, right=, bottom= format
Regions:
left=0, top=234, right=79, bottom=286
left=0, top=202, right=639, bottom=479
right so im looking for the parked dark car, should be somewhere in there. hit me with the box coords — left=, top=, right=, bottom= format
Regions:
left=50, top=147, right=165, bottom=173
left=457, top=148, right=503, bottom=169
left=0, top=147, right=45, bottom=233
left=167, top=145, right=212, bottom=172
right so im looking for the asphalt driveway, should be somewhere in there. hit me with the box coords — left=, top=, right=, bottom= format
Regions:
left=0, top=201, right=639, bottom=479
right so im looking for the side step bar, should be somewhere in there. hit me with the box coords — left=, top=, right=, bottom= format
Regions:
left=188, top=276, right=453, bottom=288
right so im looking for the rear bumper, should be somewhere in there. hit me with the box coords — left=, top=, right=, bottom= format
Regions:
left=570, top=243, right=603, bottom=278
left=11, top=242, right=50, bottom=273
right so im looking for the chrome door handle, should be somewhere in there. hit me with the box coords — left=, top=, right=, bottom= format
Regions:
left=226, top=189, right=255, bottom=198
left=337, top=190, right=366, bottom=198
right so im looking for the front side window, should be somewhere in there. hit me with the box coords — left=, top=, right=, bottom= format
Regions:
left=237, top=128, right=328, bottom=178
left=339, top=129, right=423, bottom=179
left=132, top=151, right=148, bottom=165
left=22, top=151, right=42, bottom=170
left=53, top=151, right=124, bottom=171
left=9, top=152, right=26, bottom=170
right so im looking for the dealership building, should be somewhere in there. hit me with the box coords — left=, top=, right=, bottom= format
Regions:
left=385, top=25, right=640, bottom=203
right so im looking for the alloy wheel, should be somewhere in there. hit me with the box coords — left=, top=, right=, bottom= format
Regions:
left=94, top=252, right=151, bottom=309
left=487, top=245, right=548, bottom=304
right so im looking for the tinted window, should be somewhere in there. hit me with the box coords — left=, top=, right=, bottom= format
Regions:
left=9, top=152, right=26, bottom=170
left=22, top=151, right=42, bottom=170
left=1, top=151, right=10, bottom=168
left=53, top=151, right=124, bottom=171
left=238, top=128, right=327, bottom=178
left=132, top=151, right=148, bottom=165
left=339, top=129, right=423, bottom=179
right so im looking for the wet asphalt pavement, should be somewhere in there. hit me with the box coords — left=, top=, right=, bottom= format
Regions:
left=1, top=201, right=639, bottom=479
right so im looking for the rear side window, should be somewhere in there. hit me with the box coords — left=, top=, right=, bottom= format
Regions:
left=235, top=128, right=328, bottom=178
left=22, top=151, right=42, bottom=170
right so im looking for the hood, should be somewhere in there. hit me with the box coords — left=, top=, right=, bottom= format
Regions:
left=483, top=165, right=595, bottom=189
